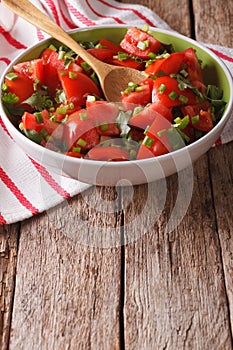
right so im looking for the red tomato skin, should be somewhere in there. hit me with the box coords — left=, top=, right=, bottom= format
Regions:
left=65, top=151, right=83, bottom=158
left=145, top=52, right=185, bottom=76
left=136, top=139, right=169, bottom=159
left=98, top=39, right=121, bottom=54
left=86, top=146, right=130, bottom=161
left=152, top=76, right=198, bottom=108
left=58, top=70, right=101, bottom=107
left=87, top=48, right=114, bottom=62
left=120, top=27, right=162, bottom=59
left=5, top=73, right=34, bottom=105
left=111, top=58, right=144, bottom=70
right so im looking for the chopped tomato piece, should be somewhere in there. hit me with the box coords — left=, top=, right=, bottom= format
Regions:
left=121, top=83, right=152, bottom=109
left=98, top=39, right=121, bottom=54
left=13, top=58, right=45, bottom=83
left=86, top=146, right=130, bottom=161
left=62, top=109, right=98, bottom=150
left=87, top=48, right=114, bottom=62
left=5, top=73, right=34, bottom=105
left=152, top=76, right=198, bottom=107
left=22, top=111, right=44, bottom=132
left=137, top=139, right=169, bottom=159
left=181, top=101, right=213, bottom=132
left=58, top=70, right=101, bottom=107
left=87, top=101, right=120, bottom=136
left=129, top=102, right=173, bottom=131
left=145, top=52, right=185, bottom=76
left=184, top=48, right=203, bottom=83
left=120, top=27, right=162, bottom=59
left=111, top=58, right=144, bottom=70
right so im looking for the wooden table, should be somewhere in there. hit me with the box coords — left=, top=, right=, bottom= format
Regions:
left=1, top=0, right=232, bottom=349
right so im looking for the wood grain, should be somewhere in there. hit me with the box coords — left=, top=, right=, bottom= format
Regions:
left=0, top=225, right=18, bottom=350
left=118, top=0, right=191, bottom=35
left=9, top=187, right=123, bottom=349
left=209, top=143, right=233, bottom=333
left=120, top=0, right=233, bottom=348
left=123, top=157, right=233, bottom=349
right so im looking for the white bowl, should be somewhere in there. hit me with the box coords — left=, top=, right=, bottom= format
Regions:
left=1, top=26, right=233, bottom=185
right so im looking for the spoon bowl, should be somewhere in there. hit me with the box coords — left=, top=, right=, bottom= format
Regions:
left=2, top=0, right=145, bottom=102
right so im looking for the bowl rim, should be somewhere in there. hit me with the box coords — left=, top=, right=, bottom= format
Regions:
left=1, top=24, right=233, bottom=170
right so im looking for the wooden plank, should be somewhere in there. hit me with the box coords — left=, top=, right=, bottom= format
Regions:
left=0, top=224, right=19, bottom=350
left=118, top=0, right=191, bottom=35
left=193, top=0, right=233, bottom=336
left=121, top=0, right=233, bottom=348
left=209, top=143, right=233, bottom=332
left=9, top=187, right=122, bottom=349
left=123, top=157, right=232, bottom=349
left=192, top=0, right=233, bottom=46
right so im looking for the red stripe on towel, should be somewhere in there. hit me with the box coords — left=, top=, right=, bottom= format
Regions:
left=209, top=47, right=233, bottom=62
left=86, top=0, right=124, bottom=24
left=65, top=0, right=96, bottom=26
left=30, top=158, right=71, bottom=199
left=0, top=27, right=27, bottom=49
left=0, top=167, right=39, bottom=215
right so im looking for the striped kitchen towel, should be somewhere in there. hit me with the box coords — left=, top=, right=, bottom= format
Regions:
left=0, top=0, right=232, bottom=224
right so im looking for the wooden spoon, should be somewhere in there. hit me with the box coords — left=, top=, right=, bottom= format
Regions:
left=3, top=0, right=146, bottom=102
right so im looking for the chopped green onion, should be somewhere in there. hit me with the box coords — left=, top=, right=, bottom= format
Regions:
left=143, top=135, right=154, bottom=148
left=116, top=52, right=129, bottom=61
left=133, top=106, right=144, bottom=115
left=141, top=24, right=149, bottom=32
left=144, top=125, right=150, bottom=134
left=100, top=122, right=109, bottom=132
left=72, top=146, right=81, bottom=153
left=174, top=115, right=189, bottom=130
left=191, top=115, right=200, bottom=124
left=180, top=69, right=188, bottom=77
left=148, top=52, right=156, bottom=59
left=33, top=78, right=40, bottom=91
left=135, top=86, right=144, bottom=92
left=1, top=83, right=8, bottom=92
left=19, top=122, right=24, bottom=131
left=158, top=84, right=166, bottom=93
left=157, top=129, right=167, bottom=137
left=69, top=71, right=78, bottom=79
left=77, top=138, right=87, bottom=148
left=6, top=72, right=18, bottom=81
left=79, top=112, right=88, bottom=120
left=35, top=112, right=43, bottom=123
left=58, top=50, right=66, bottom=60
left=49, top=44, right=57, bottom=51
left=169, top=90, right=178, bottom=100
left=178, top=94, right=189, bottom=103
left=81, top=61, right=91, bottom=71
left=137, top=40, right=149, bottom=51
left=86, top=95, right=96, bottom=103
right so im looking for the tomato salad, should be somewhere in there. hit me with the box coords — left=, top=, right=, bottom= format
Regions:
left=1, top=26, right=226, bottom=161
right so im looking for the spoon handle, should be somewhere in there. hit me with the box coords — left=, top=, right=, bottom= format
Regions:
left=2, top=0, right=110, bottom=75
